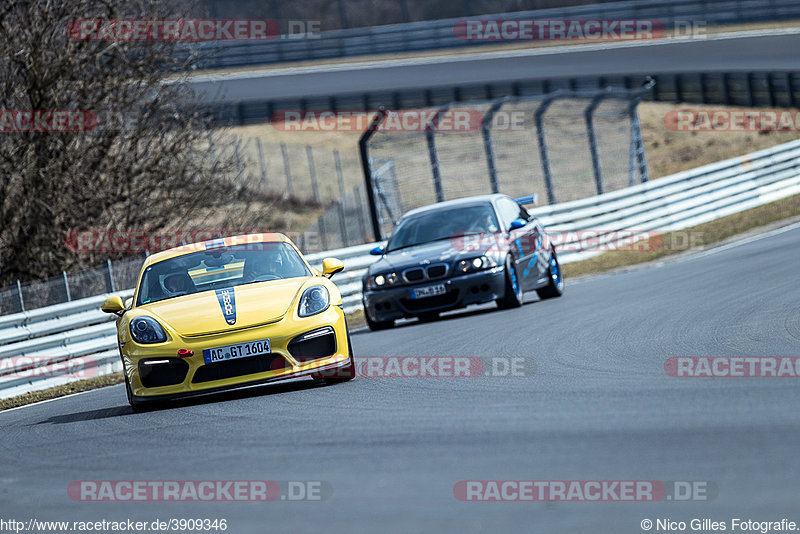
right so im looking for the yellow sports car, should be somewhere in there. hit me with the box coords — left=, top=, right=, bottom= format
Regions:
left=101, top=233, right=355, bottom=410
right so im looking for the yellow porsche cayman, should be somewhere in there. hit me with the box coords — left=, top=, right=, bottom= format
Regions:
left=101, top=233, right=355, bottom=410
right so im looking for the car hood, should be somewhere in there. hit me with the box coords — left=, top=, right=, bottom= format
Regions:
left=370, top=238, right=501, bottom=274
left=141, top=277, right=308, bottom=336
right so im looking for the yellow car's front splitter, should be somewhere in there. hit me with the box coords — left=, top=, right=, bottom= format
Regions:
left=122, top=306, right=351, bottom=401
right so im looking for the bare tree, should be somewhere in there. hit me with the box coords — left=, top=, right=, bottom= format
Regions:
left=0, top=0, right=302, bottom=285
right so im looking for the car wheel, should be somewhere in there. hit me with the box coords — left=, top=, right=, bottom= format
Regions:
left=496, top=255, right=523, bottom=309
left=125, top=375, right=146, bottom=412
left=536, top=247, right=565, bottom=300
left=366, top=311, right=394, bottom=331
left=320, top=330, right=356, bottom=383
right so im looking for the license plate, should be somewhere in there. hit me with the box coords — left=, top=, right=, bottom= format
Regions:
left=203, top=338, right=271, bottom=364
left=411, top=284, right=446, bottom=299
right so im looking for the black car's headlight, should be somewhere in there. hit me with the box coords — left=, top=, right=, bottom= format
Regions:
left=367, top=272, right=398, bottom=290
left=455, top=255, right=496, bottom=274
left=298, top=285, right=330, bottom=317
left=129, top=316, right=167, bottom=344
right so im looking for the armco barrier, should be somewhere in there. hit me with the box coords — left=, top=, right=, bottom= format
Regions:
left=190, top=0, right=800, bottom=70
left=2, top=138, right=799, bottom=399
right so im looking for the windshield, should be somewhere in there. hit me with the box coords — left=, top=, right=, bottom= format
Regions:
left=135, top=242, right=310, bottom=306
left=386, top=203, right=500, bottom=252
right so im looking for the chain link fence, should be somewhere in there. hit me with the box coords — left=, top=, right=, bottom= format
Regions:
left=360, top=86, right=651, bottom=239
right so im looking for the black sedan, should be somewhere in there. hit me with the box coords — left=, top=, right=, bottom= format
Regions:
left=361, top=194, right=564, bottom=330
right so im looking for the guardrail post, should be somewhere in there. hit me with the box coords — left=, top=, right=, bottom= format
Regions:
left=426, top=104, right=449, bottom=203
left=584, top=94, right=606, bottom=195
left=534, top=95, right=557, bottom=204
left=306, top=145, right=321, bottom=202
left=16, top=280, right=25, bottom=312
left=358, top=108, right=389, bottom=241
left=107, top=259, right=116, bottom=293
left=280, top=142, right=295, bottom=196
left=481, top=98, right=506, bottom=194
left=62, top=271, right=71, bottom=302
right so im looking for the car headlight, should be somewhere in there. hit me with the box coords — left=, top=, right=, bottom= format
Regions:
left=129, top=316, right=167, bottom=344
left=298, top=285, right=330, bottom=317
left=367, top=272, right=398, bottom=289
left=455, top=255, right=496, bottom=274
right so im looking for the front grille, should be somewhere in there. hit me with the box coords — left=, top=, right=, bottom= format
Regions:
left=139, top=358, right=189, bottom=388
left=426, top=264, right=447, bottom=278
left=400, top=290, right=459, bottom=311
left=404, top=268, right=424, bottom=282
left=191, top=354, right=288, bottom=383
left=288, top=328, right=337, bottom=362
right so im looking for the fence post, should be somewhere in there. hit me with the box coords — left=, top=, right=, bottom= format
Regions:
left=306, top=145, right=321, bottom=202
left=481, top=98, right=506, bottom=194
left=358, top=109, right=389, bottom=242
left=534, top=96, right=557, bottom=204
left=280, top=142, right=295, bottom=196
left=233, top=137, right=245, bottom=185
left=107, top=259, right=116, bottom=293
left=16, top=280, right=25, bottom=312
left=62, top=271, right=71, bottom=302
left=629, top=103, right=650, bottom=185
left=335, top=150, right=349, bottom=247
left=256, top=138, right=268, bottom=189
left=426, top=104, right=449, bottom=203
left=584, top=94, right=605, bottom=196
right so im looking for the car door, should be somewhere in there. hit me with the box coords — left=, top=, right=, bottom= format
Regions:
left=495, top=197, right=540, bottom=289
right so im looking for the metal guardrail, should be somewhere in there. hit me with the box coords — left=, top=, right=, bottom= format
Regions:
left=190, top=0, right=800, bottom=70
left=2, top=138, right=799, bottom=399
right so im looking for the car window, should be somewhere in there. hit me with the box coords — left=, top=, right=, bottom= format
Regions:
left=386, top=203, right=500, bottom=252
left=496, top=198, right=527, bottom=229
left=136, top=242, right=310, bottom=305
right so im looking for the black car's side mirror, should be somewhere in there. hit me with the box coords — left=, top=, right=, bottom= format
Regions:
left=508, top=218, right=527, bottom=231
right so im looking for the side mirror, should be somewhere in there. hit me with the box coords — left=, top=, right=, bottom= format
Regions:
left=321, top=257, right=345, bottom=278
left=101, top=295, right=126, bottom=316
left=509, top=218, right=527, bottom=231
left=369, top=245, right=385, bottom=256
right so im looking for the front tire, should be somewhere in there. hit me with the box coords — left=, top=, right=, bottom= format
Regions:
left=496, top=255, right=523, bottom=309
left=366, top=311, right=394, bottom=331
left=536, top=247, right=564, bottom=300
left=126, top=375, right=147, bottom=412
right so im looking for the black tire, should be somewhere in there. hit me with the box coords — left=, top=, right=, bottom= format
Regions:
left=125, top=375, right=146, bottom=412
left=319, top=330, right=356, bottom=383
left=365, top=311, right=394, bottom=331
left=536, top=247, right=565, bottom=300
left=496, top=255, right=523, bottom=309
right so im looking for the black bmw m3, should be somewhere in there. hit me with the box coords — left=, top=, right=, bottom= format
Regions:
left=361, top=194, right=564, bottom=330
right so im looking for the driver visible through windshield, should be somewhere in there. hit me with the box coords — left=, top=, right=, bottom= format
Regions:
left=386, top=203, right=499, bottom=252
left=136, top=242, right=310, bottom=305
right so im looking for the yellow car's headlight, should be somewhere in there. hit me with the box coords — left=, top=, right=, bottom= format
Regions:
left=298, top=285, right=330, bottom=317
left=129, top=316, right=167, bottom=344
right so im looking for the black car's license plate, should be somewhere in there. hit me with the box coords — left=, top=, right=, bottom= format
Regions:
left=411, top=284, right=446, bottom=299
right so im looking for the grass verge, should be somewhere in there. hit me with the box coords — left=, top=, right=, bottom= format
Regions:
left=5, top=193, right=800, bottom=411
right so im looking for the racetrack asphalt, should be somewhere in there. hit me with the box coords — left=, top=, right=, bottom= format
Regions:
left=1, top=223, right=799, bottom=533
left=186, top=30, right=800, bottom=104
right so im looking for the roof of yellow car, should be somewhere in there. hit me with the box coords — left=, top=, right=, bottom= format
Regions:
left=142, top=233, right=291, bottom=268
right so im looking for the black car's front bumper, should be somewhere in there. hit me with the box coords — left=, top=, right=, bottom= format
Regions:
left=362, top=266, right=507, bottom=321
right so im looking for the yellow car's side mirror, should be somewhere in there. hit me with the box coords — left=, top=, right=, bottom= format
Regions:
left=101, top=295, right=126, bottom=316
left=321, top=257, right=344, bottom=278
left=124, top=297, right=133, bottom=309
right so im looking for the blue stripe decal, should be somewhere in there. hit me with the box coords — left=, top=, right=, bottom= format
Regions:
left=205, top=238, right=226, bottom=250
left=215, top=288, right=237, bottom=325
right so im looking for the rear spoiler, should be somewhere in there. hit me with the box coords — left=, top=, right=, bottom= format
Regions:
left=514, top=194, right=538, bottom=206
